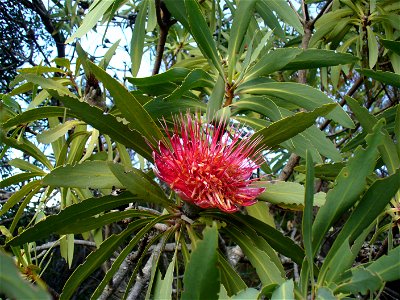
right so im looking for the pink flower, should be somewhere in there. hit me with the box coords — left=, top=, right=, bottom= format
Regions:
left=152, top=113, right=265, bottom=213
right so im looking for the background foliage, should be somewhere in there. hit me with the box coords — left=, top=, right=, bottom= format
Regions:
left=0, top=0, right=399, bottom=299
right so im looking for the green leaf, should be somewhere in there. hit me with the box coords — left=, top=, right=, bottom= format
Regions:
left=8, top=158, right=45, bottom=174
left=183, top=0, right=224, bottom=77
left=232, top=98, right=341, bottom=161
left=381, top=39, right=400, bottom=56
left=257, top=181, right=326, bottom=208
left=281, top=49, right=359, bottom=70
left=357, top=69, right=400, bottom=88
left=9, top=184, right=42, bottom=234
left=108, top=162, right=174, bottom=208
left=37, top=120, right=84, bottom=144
left=153, top=252, right=176, bottom=300
left=126, top=67, right=191, bottom=90
left=163, top=0, right=190, bottom=29
left=367, top=26, right=379, bottom=68
left=243, top=48, right=302, bottom=80
left=2, top=135, right=53, bottom=170
left=0, top=172, right=44, bottom=189
left=396, top=105, right=400, bottom=156
left=321, top=171, right=400, bottom=281
left=312, top=122, right=384, bottom=255
left=246, top=202, right=275, bottom=228
left=90, top=215, right=172, bottom=300
left=0, top=180, right=42, bottom=217
left=42, top=160, right=122, bottom=189
left=345, top=95, right=400, bottom=175
left=252, top=104, right=336, bottom=148
left=315, top=287, right=336, bottom=300
left=367, top=246, right=400, bottom=282
left=263, top=0, right=302, bottom=33
left=7, top=192, right=141, bottom=246
left=271, top=279, right=295, bottom=300
left=99, top=39, right=120, bottom=69
left=130, top=0, right=148, bottom=76
left=238, top=82, right=354, bottom=128
left=244, top=48, right=359, bottom=81
left=47, top=90, right=152, bottom=160
left=336, top=268, right=382, bottom=295
left=19, top=66, right=65, bottom=75
left=224, top=226, right=285, bottom=286
left=203, top=212, right=305, bottom=266
left=217, top=254, right=247, bottom=296
left=255, top=2, right=284, bottom=38
left=207, top=75, right=225, bottom=122
left=145, top=98, right=206, bottom=120
left=182, top=224, right=220, bottom=300
left=58, top=210, right=155, bottom=234
left=227, top=0, right=257, bottom=82
left=295, top=163, right=345, bottom=180
left=66, top=0, right=114, bottom=43
left=1, top=106, right=75, bottom=129
left=15, top=73, right=76, bottom=97
left=303, top=151, right=315, bottom=284
left=60, top=218, right=152, bottom=300
left=87, top=62, right=163, bottom=142
left=232, top=288, right=260, bottom=299
left=0, top=252, right=51, bottom=300
left=165, top=68, right=214, bottom=101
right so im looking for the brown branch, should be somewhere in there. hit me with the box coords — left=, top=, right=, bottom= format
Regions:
left=319, top=76, right=364, bottom=131
left=301, top=0, right=310, bottom=23
left=279, top=4, right=313, bottom=181
left=28, top=240, right=97, bottom=253
left=310, top=0, right=333, bottom=27
left=152, top=0, right=176, bottom=75
left=20, top=0, right=66, bottom=59
left=287, top=0, right=304, bottom=25
left=126, top=236, right=166, bottom=300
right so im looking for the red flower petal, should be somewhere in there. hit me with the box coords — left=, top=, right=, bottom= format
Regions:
left=152, top=113, right=266, bottom=213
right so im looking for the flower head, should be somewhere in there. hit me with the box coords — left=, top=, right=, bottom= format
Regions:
left=152, top=113, right=265, bottom=213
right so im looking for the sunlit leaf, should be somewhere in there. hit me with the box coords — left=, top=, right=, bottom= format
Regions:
left=66, top=0, right=114, bottom=43
left=0, top=252, right=51, bottom=300
left=130, top=0, right=148, bottom=76
left=182, top=224, right=220, bottom=300
left=312, top=122, right=384, bottom=254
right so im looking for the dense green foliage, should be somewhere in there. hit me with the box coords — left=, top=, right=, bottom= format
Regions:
left=1, top=0, right=399, bottom=299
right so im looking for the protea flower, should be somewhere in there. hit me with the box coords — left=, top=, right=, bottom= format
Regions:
left=152, top=113, right=265, bottom=213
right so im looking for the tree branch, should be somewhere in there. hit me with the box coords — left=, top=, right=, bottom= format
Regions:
left=279, top=3, right=314, bottom=181
left=152, top=0, right=176, bottom=75
left=319, top=76, right=364, bottom=131
left=310, top=0, right=333, bottom=27
left=21, top=0, right=66, bottom=59
left=126, top=236, right=166, bottom=300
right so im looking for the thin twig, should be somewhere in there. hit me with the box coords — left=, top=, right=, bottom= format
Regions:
left=152, top=0, right=176, bottom=75
left=287, top=0, right=304, bottom=25
left=126, top=237, right=166, bottom=300
left=28, top=240, right=97, bottom=253
left=319, top=76, right=364, bottom=131
left=279, top=4, right=313, bottom=181
left=310, top=0, right=333, bottom=27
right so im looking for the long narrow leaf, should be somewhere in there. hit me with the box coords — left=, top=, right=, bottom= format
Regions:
left=130, top=0, right=148, bottom=76
left=227, top=0, right=257, bottom=82
left=7, top=192, right=139, bottom=246
left=47, top=90, right=152, bottom=160
left=60, top=218, right=152, bottom=300
left=87, top=62, right=163, bottom=142
left=252, top=104, right=336, bottom=148
left=182, top=224, right=220, bottom=300
left=303, top=151, right=315, bottom=265
left=312, top=122, right=384, bottom=254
